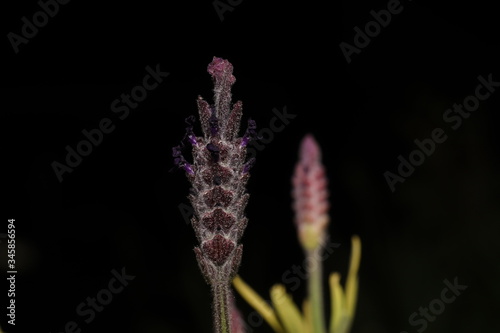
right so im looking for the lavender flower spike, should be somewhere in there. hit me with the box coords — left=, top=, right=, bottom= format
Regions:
left=173, top=57, right=255, bottom=333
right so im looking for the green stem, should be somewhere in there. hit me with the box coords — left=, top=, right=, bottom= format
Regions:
left=213, top=282, right=231, bottom=333
left=307, top=248, right=327, bottom=333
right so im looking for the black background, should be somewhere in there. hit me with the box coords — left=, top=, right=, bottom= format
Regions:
left=3, top=0, right=500, bottom=332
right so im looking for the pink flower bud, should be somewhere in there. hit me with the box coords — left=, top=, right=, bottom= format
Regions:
left=292, top=135, right=329, bottom=249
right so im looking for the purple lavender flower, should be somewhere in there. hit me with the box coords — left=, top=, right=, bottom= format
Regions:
left=173, top=57, right=255, bottom=333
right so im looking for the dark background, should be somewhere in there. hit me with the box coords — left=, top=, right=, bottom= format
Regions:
left=3, top=0, right=499, bottom=332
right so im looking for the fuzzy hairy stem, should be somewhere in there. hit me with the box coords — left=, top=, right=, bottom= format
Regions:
left=307, top=248, right=327, bottom=333
left=213, top=282, right=231, bottom=333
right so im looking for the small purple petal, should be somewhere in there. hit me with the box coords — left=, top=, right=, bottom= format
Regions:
left=240, top=119, right=257, bottom=147
left=207, top=143, right=220, bottom=162
left=184, top=163, right=195, bottom=175
left=241, top=137, right=250, bottom=147
left=172, top=145, right=183, bottom=158
left=188, top=135, right=197, bottom=145
left=184, top=115, right=197, bottom=146
left=243, top=158, right=255, bottom=173
left=172, top=145, right=194, bottom=174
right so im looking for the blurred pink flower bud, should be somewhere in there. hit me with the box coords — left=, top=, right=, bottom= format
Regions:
left=292, top=135, right=329, bottom=249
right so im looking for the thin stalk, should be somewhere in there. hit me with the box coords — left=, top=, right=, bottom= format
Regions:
left=213, top=282, right=231, bottom=333
left=307, top=248, right=327, bottom=333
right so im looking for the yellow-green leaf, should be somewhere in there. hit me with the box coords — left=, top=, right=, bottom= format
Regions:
left=271, top=284, right=305, bottom=333
left=232, top=276, right=284, bottom=333
left=329, top=272, right=346, bottom=333
left=345, top=235, right=361, bottom=318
